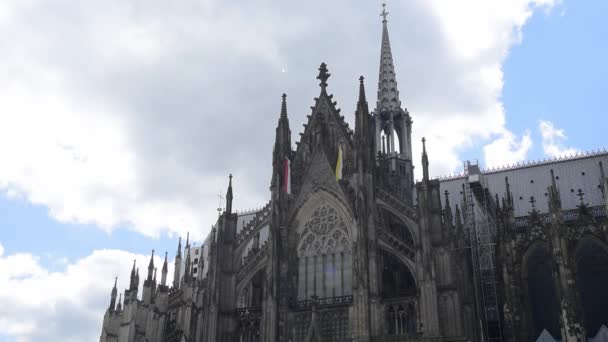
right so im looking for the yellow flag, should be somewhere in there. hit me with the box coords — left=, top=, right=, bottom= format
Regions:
left=335, top=146, right=343, bottom=181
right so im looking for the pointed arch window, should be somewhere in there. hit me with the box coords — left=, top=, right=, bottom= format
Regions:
left=297, top=205, right=352, bottom=300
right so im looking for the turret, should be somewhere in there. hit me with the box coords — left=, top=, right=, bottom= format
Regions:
left=173, top=237, right=182, bottom=289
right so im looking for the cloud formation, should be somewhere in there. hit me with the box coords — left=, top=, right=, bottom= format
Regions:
left=483, top=129, right=533, bottom=167
left=0, top=242, right=171, bottom=342
left=539, top=119, right=578, bottom=157
left=0, top=0, right=557, bottom=239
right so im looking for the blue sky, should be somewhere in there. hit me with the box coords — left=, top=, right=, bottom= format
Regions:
left=502, top=0, right=608, bottom=159
left=0, top=0, right=606, bottom=341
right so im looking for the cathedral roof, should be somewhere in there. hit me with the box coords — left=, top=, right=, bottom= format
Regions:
left=438, top=149, right=608, bottom=217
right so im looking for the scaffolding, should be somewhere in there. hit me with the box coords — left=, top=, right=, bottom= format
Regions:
left=462, top=161, right=503, bottom=342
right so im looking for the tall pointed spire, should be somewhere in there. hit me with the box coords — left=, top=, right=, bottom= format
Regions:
left=444, top=190, right=453, bottom=228
left=422, top=137, right=429, bottom=181
left=376, top=2, right=402, bottom=112
left=225, top=174, right=233, bottom=215
left=129, top=259, right=137, bottom=290
left=355, top=76, right=373, bottom=173
left=273, top=93, right=292, bottom=188
left=161, top=251, right=168, bottom=286
left=147, top=249, right=155, bottom=282
left=173, top=238, right=182, bottom=289
left=109, top=277, right=118, bottom=311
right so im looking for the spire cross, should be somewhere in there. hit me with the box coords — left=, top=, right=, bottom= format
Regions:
left=577, top=189, right=585, bottom=203
left=381, top=3, right=389, bottom=22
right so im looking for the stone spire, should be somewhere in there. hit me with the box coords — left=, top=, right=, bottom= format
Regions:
left=225, top=175, right=233, bottom=215
left=184, top=233, right=192, bottom=281
left=421, top=137, right=429, bottom=181
left=273, top=94, right=292, bottom=184
left=354, top=76, right=373, bottom=173
left=161, top=251, right=168, bottom=286
left=147, top=249, right=154, bottom=282
left=444, top=190, right=453, bottom=228
left=376, top=2, right=402, bottom=112
left=173, top=237, right=182, bottom=289
left=129, top=259, right=137, bottom=290
left=109, top=277, right=118, bottom=311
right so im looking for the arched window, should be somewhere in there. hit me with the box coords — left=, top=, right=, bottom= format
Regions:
left=297, top=205, right=352, bottom=300
left=576, top=239, right=608, bottom=336
left=525, top=245, right=560, bottom=339
left=380, top=249, right=416, bottom=298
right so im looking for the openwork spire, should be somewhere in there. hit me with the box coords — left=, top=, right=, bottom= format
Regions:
left=376, top=2, right=402, bottom=112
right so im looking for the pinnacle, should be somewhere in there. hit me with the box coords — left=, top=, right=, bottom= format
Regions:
left=280, top=93, right=288, bottom=120
left=358, top=76, right=367, bottom=104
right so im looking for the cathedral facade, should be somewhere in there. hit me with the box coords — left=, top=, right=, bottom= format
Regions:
left=99, top=6, right=608, bottom=342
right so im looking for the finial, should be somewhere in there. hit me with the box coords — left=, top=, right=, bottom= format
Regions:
left=422, top=137, right=427, bottom=153
left=317, top=63, right=331, bottom=89
left=358, top=76, right=366, bottom=103
left=186, top=232, right=190, bottom=248
left=381, top=2, right=389, bottom=23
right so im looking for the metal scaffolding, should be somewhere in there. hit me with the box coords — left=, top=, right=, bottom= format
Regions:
left=463, top=161, right=503, bottom=342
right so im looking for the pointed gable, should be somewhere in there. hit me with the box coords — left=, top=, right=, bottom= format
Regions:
left=292, top=63, right=355, bottom=194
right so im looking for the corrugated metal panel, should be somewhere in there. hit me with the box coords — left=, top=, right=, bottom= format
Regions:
left=439, top=153, right=608, bottom=217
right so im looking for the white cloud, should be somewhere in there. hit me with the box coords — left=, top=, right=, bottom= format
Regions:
left=483, top=129, right=533, bottom=167
left=539, top=120, right=577, bottom=157
left=0, top=0, right=559, bottom=239
left=0, top=242, right=173, bottom=342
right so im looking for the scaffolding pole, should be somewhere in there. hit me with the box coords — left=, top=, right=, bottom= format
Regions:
left=463, top=161, right=503, bottom=342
